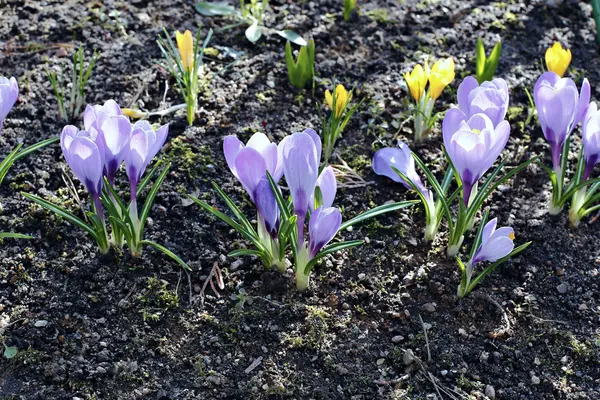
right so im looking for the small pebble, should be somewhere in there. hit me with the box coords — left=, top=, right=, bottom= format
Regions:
left=392, top=335, right=404, bottom=343
left=485, top=384, right=496, bottom=399
left=531, top=375, right=540, bottom=385
left=34, top=320, right=48, bottom=327
left=403, top=349, right=415, bottom=365
left=556, top=283, right=568, bottom=294
left=423, top=303, right=436, bottom=313
left=358, top=273, right=366, bottom=281
left=579, top=303, right=588, bottom=311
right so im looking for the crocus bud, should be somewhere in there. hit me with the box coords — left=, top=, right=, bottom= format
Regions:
left=443, top=110, right=510, bottom=205
left=582, top=102, right=600, bottom=180
left=308, top=206, right=342, bottom=258
left=457, top=76, right=509, bottom=127
left=428, top=58, right=455, bottom=100
left=404, top=64, right=428, bottom=102
left=469, top=218, right=515, bottom=266
left=124, top=121, right=168, bottom=191
left=545, top=42, right=571, bottom=78
left=534, top=72, right=590, bottom=169
left=176, top=30, right=194, bottom=72
left=325, top=84, right=351, bottom=118
left=0, top=77, right=19, bottom=133
left=254, top=177, right=280, bottom=238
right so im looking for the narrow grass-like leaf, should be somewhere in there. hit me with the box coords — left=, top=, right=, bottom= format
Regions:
left=0, top=232, right=33, bottom=240
left=339, top=200, right=418, bottom=231
left=304, top=240, right=363, bottom=274
left=466, top=242, right=531, bottom=293
left=14, top=136, right=59, bottom=161
left=142, top=239, right=191, bottom=271
left=139, top=165, right=170, bottom=235
left=22, top=192, right=97, bottom=239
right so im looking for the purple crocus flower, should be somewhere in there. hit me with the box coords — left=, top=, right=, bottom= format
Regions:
left=124, top=121, right=169, bottom=197
left=281, top=129, right=321, bottom=245
left=582, top=102, right=600, bottom=180
left=469, top=218, right=515, bottom=266
left=372, top=141, right=431, bottom=199
left=224, top=132, right=283, bottom=190
left=60, top=126, right=105, bottom=214
left=443, top=109, right=510, bottom=205
left=457, top=76, right=509, bottom=127
left=0, top=77, right=19, bottom=134
left=308, top=206, right=342, bottom=258
left=534, top=72, right=590, bottom=170
left=223, top=132, right=284, bottom=233
left=83, top=100, right=132, bottom=183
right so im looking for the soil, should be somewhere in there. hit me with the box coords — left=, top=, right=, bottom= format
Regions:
left=1, top=0, right=599, bottom=399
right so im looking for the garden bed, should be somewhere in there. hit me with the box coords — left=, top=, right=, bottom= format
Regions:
left=0, top=0, right=599, bottom=399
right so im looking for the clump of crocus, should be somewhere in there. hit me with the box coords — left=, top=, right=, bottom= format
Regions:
left=285, top=39, right=315, bottom=89
left=475, top=38, right=502, bottom=84
left=375, top=76, right=536, bottom=256
left=47, top=46, right=101, bottom=122
left=194, top=129, right=416, bottom=291
left=321, top=83, right=360, bottom=166
left=456, top=210, right=530, bottom=298
left=23, top=100, right=188, bottom=269
left=405, top=57, right=455, bottom=142
left=157, top=28, right=213, bottom=126
left=534, top=71, right=590, bottom=215
left=545, top=42, right=571, bottom=78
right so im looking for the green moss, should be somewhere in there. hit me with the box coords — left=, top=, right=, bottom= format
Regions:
left=138, top=275, right=179, bottom=321
left=364, top=9, right=391, bottom=24
left=161, top=137, right=209, bottom=178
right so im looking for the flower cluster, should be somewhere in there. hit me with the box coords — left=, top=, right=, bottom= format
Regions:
left=24, top=100, right=188, bottom=269
left=404, top=57, right=455, bottom=141
left=195, top=130, right=415, bottom=291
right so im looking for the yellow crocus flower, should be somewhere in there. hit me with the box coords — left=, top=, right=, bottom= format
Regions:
left=545, top=42, right=571, bottom=77
left=175, top=30, right=194, bottom=72
left=404, top=64, right=428, bottom=102
left=428, top=57, right=455, bottom=100
left=325, top=84, right=352, bottom=118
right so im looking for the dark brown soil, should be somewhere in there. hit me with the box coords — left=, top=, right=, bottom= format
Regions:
left=1, top=0, right=599, bottom=399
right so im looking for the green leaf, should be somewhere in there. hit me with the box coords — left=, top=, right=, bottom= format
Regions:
left=0, top=232, right=33, bottom=240
left=245, top=20, right=262, bottom=43
left=22, top=192, right=98, bottom=240
left=195, top=2, right=238, bottom=16
left=304, top=240, right=363, bottom=274
left=141, top=239, right=191, bottom=271
left=137, top=160, right=164, bottom=197
left=276, top=30, right=307, bottom=46
left=211, top=181, right=256, bottom=235
left=475, top=38, right=486, bottom=82
left=228, top=249, right=264, bottom=258
left=14, top=136, right=60, bottom=161
left=339, top=200, right=418, bottom=231
left=484, top=40, right=502, bottom=81
left=139, top=164, right=170, bottom=235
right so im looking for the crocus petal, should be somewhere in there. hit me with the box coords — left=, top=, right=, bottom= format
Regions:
left=282, top=132, right=319, bottom=216
left=308, top=206, right=342, bottom=258
left=457, top=76, right=479, bottom=114
left=480, top=218, right=498, bottom=244
left=574, top=78, right=591, bottom=129
left=254, top=177, right=279, bottom=237
left=442, top=108, right=467, bottom=148
left=302, top=128, right=322, bottom=165
left=372, top=143, right=427, bottom=194
left=247, top=132, right=279, bottom=178
left=314, top=166, right=337, bottom=209
left=235, top=147, right=268, bottom=198
left=67, top=136, right=104, bottom=197
left=100, top=115, right=132, bottom=180
left=0, top=77, right=19, bottom=122
left=223, top=135, right=244, bottom=178
left=148, top=124, right=169, bottom=160
left=125, top=129, right=149, bottom=186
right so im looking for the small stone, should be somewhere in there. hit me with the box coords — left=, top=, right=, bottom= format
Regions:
left=534, top=357, right=541, bottom=365
left=441, top=370, right=448, bottom=376
left=423, top=303, right=436, bottom=313
left=531, top=375, right=540, bottom=385
left=96, top=366, right=107, bottom=375
left=556, top=283, right=568, bottom=294
left=579, top=303, right=588, bottom=311
left=479, top=352, right=489, bottom=363
left=458, top=328, right=468, bottom=337
left=207, top=375, right=221, bottom=385
left=392, top=335, right=404, bottom=343
left=99, top=341, right=108, bottom=348
left=403, top=349, right=415, bottom=365
left=485, top=384, right=496, bottom=399
left=336, top=365, right=349, bottom=375
left=357, top=273, right=366, bottom=281
left=376, top=358, right=385, bottom=365
left=34, top=320, right=48, bottom=327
